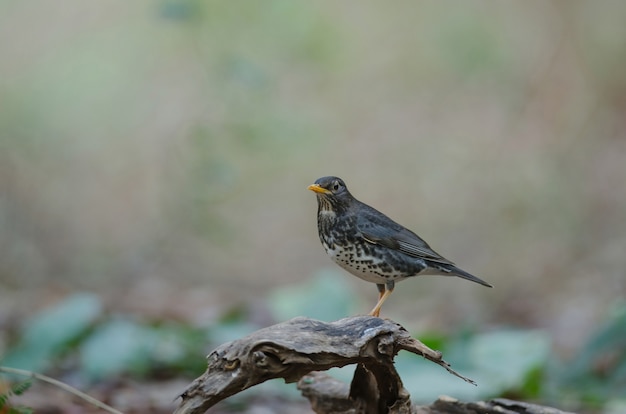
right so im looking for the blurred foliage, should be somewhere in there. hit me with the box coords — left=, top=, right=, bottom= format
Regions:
left=412, top=329, right=550, bottom=402
left=268, top=269, right=355, bottom=321
left=0, top=378, right=33, bottom=414
left=1, top=290, right=625, bottom=411
left=1, top=1, right=626, bottom=413
left=2, top=294, right=102, bottom=372
left=554, top=302, right=626, bottom=410
left=2, top=294, right=207, bottom=383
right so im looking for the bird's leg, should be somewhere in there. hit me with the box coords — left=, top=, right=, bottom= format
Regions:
left=370, top=284, right=386, bottom=317
left=369, top=281, right=395, bottom=317
left=376, top=284, right=385, bottom=302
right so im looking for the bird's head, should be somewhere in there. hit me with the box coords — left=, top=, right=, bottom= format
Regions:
left=307, top=176, right=353, bottom=213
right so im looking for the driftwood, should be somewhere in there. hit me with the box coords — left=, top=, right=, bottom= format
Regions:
left=298, top=372, right=573, bottom=414
left=174, top=316, right=572, bottom=414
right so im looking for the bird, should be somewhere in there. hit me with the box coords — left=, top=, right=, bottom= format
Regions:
left=308, top=176, right=492, bottom=317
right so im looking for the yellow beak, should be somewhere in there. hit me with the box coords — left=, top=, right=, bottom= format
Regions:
left=307, top=184, right=332, bottom=195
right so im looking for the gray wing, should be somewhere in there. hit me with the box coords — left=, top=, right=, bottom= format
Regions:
left=356, top=207, right=455, bottom=265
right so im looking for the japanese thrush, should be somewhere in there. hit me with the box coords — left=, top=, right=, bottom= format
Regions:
left=308, top=176, right=492, bottom=317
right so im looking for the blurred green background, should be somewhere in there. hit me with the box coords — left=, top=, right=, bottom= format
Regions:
left=1, top=1, right=625, bottom=413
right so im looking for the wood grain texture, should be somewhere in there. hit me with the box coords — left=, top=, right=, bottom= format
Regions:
left=174, top=316, right=572, bottom=414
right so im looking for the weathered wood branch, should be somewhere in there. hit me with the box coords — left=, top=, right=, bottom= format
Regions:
left=174, top=316, right=572, bottom=414
left=298, top=371, right=574, bottom=414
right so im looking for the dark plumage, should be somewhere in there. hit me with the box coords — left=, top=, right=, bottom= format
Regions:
left=308, top=176, right=492, bottom=317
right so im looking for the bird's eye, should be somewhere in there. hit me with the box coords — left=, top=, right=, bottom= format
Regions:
left=332, top=182, right=341, bottom=191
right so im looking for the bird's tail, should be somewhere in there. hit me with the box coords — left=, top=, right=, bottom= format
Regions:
left=434, top=263, right=493, bottom=288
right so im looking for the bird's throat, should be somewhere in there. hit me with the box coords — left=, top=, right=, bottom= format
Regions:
left=318, top=208, right=336, bottom=219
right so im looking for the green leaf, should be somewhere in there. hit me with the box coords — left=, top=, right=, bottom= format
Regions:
left=3, top=293, right=102, bottom=371
left=465, top=330, right=550, bottom=393
left=268, top=269, right=355, bottom=322
left=558, top=302, right=626, bottom=402
left=0, top=394, right=7, bottom=409
left=396, top=329, right=549, bottom=403
left=10, top=380, right=32, bottom=396
left=0, top=379, right=32, bottom=413
left=79, top=318, right=156, bottom=380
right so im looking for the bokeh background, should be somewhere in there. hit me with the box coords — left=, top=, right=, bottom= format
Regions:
left=1, top=1, right=625, bottom=413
